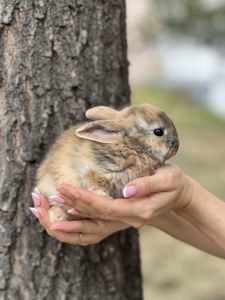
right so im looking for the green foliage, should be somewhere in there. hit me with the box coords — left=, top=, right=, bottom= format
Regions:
left=141, top=0, right=225, bottom=49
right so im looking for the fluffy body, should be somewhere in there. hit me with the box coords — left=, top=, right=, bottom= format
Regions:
left=36, top=104, right=179, bottom=222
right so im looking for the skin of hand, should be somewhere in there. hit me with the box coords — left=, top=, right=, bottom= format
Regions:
left=31, top=164, right=225, bottom=258
left=55, top=165, right=191, bottom=228
left=33, top=195, right=129, bottom=246
left=51, top=164, right=225, bottom=257
left=32, top=164, right=186, bottom=246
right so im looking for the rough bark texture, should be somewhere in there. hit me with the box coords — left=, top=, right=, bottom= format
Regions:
left=0, top=1, right=143, bottom=300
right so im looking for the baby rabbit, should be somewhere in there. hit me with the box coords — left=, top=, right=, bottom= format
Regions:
left=36, top=104, right=179, bottom=222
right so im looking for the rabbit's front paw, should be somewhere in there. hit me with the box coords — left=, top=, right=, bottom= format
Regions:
left=49, top=205, right=72, bottom=223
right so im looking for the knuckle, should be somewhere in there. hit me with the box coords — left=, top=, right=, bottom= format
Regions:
left=99, top=205, right=113, bottom=219
left=46, top=228, right=55, bottom=237
left=71, top=194, right=79, bottom=203
left=141, top=210, right=154, bottom=222
left=52, top=234, right=64, bottom=243
left=106, top=206, right=113, bottom=215
left=57, top=237, right=65, bottom=243
left=84, top=197, right=92, bottom=205
left=141, top=212, right=150, bottom=222
left=141, top=178, right=153, bottom=196
left=46, top=229, right=66, bottom=243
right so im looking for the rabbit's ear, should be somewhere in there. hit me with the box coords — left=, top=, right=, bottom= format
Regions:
left=76, top=120, right=122, bottom=143
left=86, top=106, right=119, bottom=121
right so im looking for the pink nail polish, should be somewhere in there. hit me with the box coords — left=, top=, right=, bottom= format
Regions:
left=49, top=196, right=65, bottom=204
left=29, top=207, right=40, bottom=219
left=32, top=192, right=41, bottom=206
left=68, top=208, right=80, bottom=216
left=123, top=185, right=137, bottom=198
left=34, top=187, right=40, bottom=196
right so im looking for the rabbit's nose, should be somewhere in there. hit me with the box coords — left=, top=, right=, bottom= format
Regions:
left=166, top=136, right=179, bottom=150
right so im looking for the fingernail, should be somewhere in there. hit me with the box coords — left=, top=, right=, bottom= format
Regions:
left=29, top=207, right=40, bottom=219
left=123, top=185, right=137, bottom=198
left=49, top=195, right=65, bottom=204
left=34, top=187, right=40, bottom=196
left=68, top=208, right=80, bottom=216
left=32, top=192, right=41, bottom=206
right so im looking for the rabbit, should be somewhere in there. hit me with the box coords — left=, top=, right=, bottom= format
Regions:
left=36, top=104, right=179, bottom=223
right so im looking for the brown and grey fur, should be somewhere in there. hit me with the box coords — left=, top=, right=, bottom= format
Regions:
left=36, top=104, right=179, bottom=222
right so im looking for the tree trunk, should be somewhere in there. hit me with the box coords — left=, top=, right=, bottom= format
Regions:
left=0, top=1, right=143, bottom=300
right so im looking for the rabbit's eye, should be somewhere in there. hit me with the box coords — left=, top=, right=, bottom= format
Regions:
left=154, top=128, right=164, bottom=137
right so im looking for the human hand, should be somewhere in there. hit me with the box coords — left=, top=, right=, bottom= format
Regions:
left=29, top=192, right=129, bottom=245
left=54, top=165, right=192, bottom=228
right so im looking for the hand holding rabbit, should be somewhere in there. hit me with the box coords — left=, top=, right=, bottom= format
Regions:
left=32, top=164, right=225, bottom=258
left=34, top=104, right=179, bottom=222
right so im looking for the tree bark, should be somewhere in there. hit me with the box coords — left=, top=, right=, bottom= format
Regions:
left=0, top=1, right=143, bottom=300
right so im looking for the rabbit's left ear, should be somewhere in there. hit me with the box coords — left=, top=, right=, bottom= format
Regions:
left=86, top=106, right=119, bottom=121
left=76, top=120, right=122, bottom=143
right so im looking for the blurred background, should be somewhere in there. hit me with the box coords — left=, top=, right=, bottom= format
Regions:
left=126, top=1, right=225, bottom=299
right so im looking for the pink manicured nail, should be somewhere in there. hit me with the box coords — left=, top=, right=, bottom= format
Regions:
left=34, top=188, right=40, bottom=196
left=68, top=208, right=80, bottom=216
left=29, top=207, right=40, bottom=219
left=123, top=185, right=137, bottom=198
left=49, top=196, right=65, bottom=204
left=32, top=192, right=41, bottom=206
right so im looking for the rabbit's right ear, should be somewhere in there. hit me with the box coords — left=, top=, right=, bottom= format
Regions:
left=86, top=106, right=119, bottom=121
left=76, top=120, right=122, bottom=143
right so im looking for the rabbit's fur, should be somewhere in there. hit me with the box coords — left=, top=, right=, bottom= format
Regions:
left=36, top=104, right=179, bottom=222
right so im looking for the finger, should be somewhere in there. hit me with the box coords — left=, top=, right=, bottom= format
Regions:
left=31, top=189, right=50, bottom=210
left=74, top=194, right=149, bottom=222
left=37, top=205, right=52, bottom=228
left=56, top=183, right=109, bottom=207
left=50, top=218, right=129, bottom=234
left=48, top=219, right=130, bottom=245
left=49, top=219, right=103, bottom=234
left=40, top=194, right=50, bottom=210
left=56, top=184, right=119, bottom=218
left=45, top=230, right=88, bottom=246
left=35, top=207, right=89, bottom=245
left=56, top=184, right=155, bottom=222
left=46, top=226, right=106, bottom=246
left=123, top=164, right=181, bottom=198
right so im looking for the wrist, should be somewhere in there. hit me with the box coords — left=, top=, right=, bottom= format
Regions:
left=176, top=174, right=195, bottom=211
left=176, top=176, right=216, bottom=231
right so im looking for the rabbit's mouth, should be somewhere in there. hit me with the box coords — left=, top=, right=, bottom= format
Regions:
left=165, top=137, right=179, bottom=160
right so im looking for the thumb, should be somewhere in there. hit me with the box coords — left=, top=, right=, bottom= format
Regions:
left=123, top=165, right=178, bottom=198
left=123, top=176, right=159, bottom=198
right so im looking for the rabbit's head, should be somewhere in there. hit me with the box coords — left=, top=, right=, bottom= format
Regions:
left=76, top=104, right=179, bottom=164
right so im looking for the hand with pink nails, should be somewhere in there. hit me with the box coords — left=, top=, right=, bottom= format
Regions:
left=30, top=164, right=225, bottom=257
left=36, top=164, right=224, bottom=258
left=29, top=188, right=128, bottom=246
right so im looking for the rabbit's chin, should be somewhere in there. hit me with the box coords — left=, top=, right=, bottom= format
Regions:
left=154, top=146, right=177, bottom=163
left=151, top=151, right=167, bottom=165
